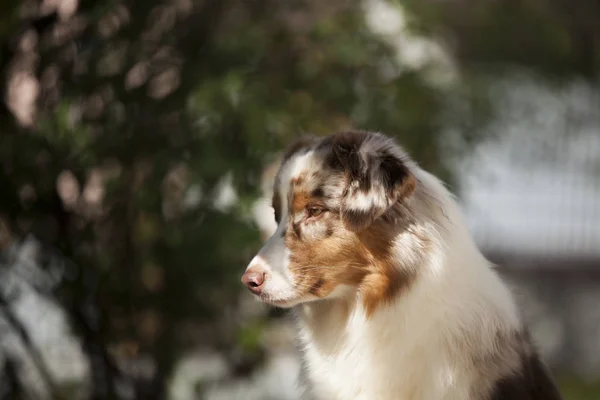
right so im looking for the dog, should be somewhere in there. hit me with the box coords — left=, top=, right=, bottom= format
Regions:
left=241, top=131, right=564, bottom=400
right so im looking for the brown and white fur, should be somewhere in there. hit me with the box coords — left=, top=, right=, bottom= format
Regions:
left=241, top=131, right=564, bottom=400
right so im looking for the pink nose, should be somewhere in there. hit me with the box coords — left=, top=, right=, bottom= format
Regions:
left=241, top=267, right=266, bottom=294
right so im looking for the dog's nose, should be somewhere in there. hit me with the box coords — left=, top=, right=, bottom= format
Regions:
left=241, top=267, right=266, bottom=294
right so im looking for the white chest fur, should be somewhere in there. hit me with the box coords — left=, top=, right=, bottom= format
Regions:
left=297, top=305, right=461, bottom=399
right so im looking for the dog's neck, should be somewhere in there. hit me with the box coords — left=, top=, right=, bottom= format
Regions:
left=295, top=294, right=355, bottom=354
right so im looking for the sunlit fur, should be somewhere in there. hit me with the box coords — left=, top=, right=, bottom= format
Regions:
left=242, top=131, right=563, bottom=400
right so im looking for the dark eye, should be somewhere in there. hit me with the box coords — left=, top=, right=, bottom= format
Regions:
left=307, top=207, right=325, bottom=218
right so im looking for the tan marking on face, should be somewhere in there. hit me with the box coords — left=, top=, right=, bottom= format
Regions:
left=285, top=213, right=421, bottom=317
left=286, top=224, right=366, bottom=298
left=292, top=190, right=311, bottom=215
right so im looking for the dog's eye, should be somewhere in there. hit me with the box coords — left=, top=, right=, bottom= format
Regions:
left=307, top=207, right=324, bottom=218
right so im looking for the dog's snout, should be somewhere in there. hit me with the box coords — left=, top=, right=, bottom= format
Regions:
left=242, top=266, right=267, bottom=294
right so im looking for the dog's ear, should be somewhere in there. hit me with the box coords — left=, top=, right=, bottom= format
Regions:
left=324, top=132, right=416, bottom=232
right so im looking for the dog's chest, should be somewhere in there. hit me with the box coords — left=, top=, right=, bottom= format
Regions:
left=297, top=314, right=473, bottom=400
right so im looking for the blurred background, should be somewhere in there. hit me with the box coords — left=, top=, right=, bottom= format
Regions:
left=1, top=0, right=599, bottom=399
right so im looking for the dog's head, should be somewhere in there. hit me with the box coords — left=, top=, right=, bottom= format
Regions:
left=241, top=131, right=420, bottom=314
